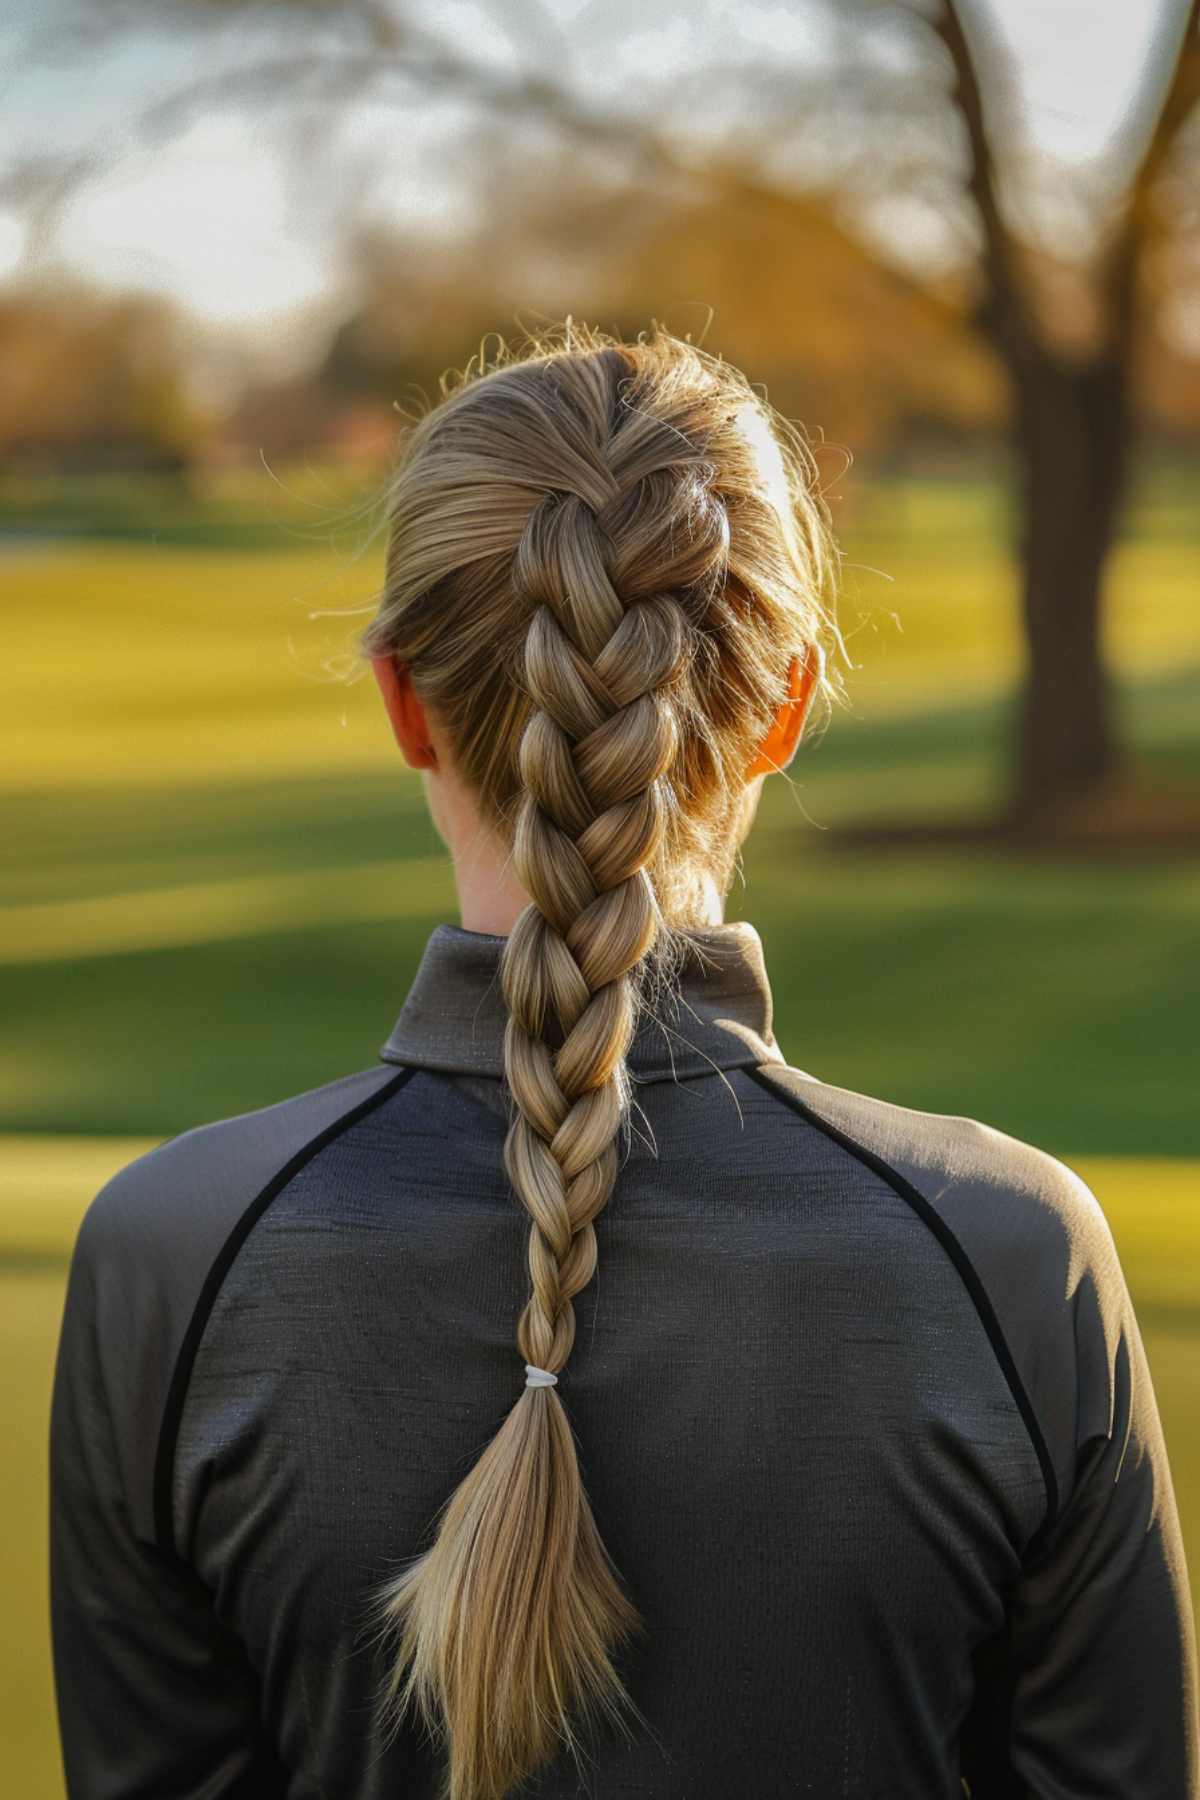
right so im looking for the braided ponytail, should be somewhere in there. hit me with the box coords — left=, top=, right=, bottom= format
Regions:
left=356, top=322, right=845, bottom=1799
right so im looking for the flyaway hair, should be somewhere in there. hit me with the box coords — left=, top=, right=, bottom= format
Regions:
left=353, top=319, right=845, bottom=1800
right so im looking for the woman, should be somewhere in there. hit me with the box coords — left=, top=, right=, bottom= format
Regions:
left=50, top=321, right=1198, bottom=1800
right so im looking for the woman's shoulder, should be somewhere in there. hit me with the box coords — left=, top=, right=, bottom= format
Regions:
left=748, top=1057, right=1104, bottom=1250
left=72, top=1061, right=409, bottom=1273
left=748, top=1056, right=1128, bottom=1539
left=57, top=1060, right=411, bottom=1550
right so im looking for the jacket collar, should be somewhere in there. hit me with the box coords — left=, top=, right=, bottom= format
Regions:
left=379, top=919, right=780, bottom=1084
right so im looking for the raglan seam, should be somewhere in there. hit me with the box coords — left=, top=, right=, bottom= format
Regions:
left=744, top=1061, right=1060, bottom=1548
left=151, top=1064, right=416, bottom=1560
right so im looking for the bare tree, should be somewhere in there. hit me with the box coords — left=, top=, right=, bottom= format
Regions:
left=931, top=0, right=1200, bottom=820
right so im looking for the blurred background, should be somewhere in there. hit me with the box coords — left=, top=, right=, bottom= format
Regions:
left=2, top=0, right=1198, bottom=1791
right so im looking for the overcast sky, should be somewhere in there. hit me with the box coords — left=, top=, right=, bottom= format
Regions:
left=0, top=0, right=1186, bottom=352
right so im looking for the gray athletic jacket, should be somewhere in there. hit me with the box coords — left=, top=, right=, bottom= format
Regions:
left=49, top=920, right=1200, bottom=1798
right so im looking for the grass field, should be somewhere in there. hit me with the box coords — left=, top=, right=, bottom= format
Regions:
left=4, top=462, right=1198, bottom=1794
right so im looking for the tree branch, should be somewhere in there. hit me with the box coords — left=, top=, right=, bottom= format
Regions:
left=1102, top=0, right=1198, bottom=358
left=926, top=0, right=1038, bottom=365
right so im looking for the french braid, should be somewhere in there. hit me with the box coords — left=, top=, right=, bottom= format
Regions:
left=356, top=321, right=845, bottom=1800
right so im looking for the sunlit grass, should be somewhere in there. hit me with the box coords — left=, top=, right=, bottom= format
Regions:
left=3, top=475, right=1199, bottom=1150
left=5, top=544, right=385, bottom=789
left=4, top=856, right=452, bottom=964
left=5, top=470, right=1198, bottom=790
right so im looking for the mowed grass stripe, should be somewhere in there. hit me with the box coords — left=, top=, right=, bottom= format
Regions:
left=4, top=520, right=1199, bottom=792
left=2, top=856, right=454, bottom=963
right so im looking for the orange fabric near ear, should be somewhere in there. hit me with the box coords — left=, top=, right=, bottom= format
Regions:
left=744, top=648, right=817, bottom=779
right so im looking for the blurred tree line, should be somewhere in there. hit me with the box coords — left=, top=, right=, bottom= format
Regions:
left=3, top=168, right=1197, bottom=478
left=0, top=280, right=213, bottom=477
left=0, top=174, right=1016, bottom=472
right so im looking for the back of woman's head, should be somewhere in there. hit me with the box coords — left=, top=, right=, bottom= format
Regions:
left=355, top=318, right=845, bottom=1800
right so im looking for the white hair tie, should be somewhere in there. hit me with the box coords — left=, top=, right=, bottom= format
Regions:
left=524, top=1363, right=558, bottom=1389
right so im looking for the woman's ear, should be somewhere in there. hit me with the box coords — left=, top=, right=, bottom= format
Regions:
left=370, top=654, right=439, bottom=771
left=744, top=644, right=822, bottom=780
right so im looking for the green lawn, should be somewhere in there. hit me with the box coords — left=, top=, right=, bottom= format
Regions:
left=5, top=463, right=1198, bottom=1794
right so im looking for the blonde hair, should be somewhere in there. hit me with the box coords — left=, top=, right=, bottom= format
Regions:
left=353, top=318, right=846, bottom=1799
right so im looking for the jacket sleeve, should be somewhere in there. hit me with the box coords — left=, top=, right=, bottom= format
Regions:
left=979, top=1173, right=1200, bottom=1797
left=48, top=1169, right=283, bottom=1800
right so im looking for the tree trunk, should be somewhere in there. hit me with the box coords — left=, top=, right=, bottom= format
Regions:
left=1008, top=347, right=1131, bottom=821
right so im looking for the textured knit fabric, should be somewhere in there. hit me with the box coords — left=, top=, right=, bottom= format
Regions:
left=49, top=919, right=1200, bottom=1799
